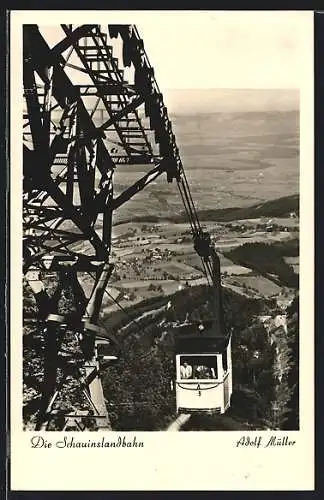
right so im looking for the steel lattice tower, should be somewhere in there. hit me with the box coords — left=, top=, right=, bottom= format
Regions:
left=23, top=24, right=185, bottom=431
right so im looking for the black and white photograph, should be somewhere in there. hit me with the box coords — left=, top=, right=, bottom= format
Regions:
left=21, top=18, right=302, bottom=433
left=10, top=9, right=314, bottom=491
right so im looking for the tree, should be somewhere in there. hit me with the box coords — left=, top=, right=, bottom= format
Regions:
left=282, top=296, right=299, bottom=429
left=99, top=283, right=276, bottom=430
left=225, top=241, right=299, bottom=289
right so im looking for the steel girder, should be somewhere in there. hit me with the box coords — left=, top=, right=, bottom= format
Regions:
left=22, top=24, right=185, bottom=431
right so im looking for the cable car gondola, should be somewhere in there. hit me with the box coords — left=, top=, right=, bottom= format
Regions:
left=172, top=183, right=233, bottom=415
left=174, top=320, right=232, bottom=414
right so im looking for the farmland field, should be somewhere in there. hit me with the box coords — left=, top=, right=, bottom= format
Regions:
left=111, top=108, right=299, bottom=224
left=228, top=275, right=283, bottom=297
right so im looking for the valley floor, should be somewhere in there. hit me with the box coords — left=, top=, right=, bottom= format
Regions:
left=90, top=216, right=299, bottom=314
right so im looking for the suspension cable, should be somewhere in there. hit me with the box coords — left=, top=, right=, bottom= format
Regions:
left=177, top=176, right=214, bottom=286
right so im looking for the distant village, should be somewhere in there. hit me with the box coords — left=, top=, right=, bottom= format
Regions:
left=99, top=212, right=299, bottom=313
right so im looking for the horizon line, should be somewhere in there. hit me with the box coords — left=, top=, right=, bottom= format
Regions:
left=163, top=87, right=300, bottom=92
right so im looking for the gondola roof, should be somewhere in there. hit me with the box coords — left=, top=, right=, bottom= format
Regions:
left=173, top=320, right=229, bottom=353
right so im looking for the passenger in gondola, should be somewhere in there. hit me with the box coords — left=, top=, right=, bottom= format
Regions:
left=180, top=361, right=192, bottom=379
left=195, top=365, right=210, bottom=379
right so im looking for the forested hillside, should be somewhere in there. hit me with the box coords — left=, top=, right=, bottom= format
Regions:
left=225, top=240, right=299, bottom=289
left=101, top=285, right=279, bottom=430
left=23, top=277, right=299, bottom=431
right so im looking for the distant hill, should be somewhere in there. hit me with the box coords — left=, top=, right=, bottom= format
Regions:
left=164, top=89, right=299, bottom=115
left=117, top=194, right=299, bottom=225
left=186, top=194, right=299, bottom=222
left=225, top=239, right=299, bottom=289
left=170, top=108, right=298, bottom=123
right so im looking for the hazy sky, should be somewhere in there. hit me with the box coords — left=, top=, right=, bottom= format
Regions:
left=28, top=10, right=312, bottom=87
left=163, top=89, right=299, bottom=113
left=135, top=11, right=311, bottom=90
